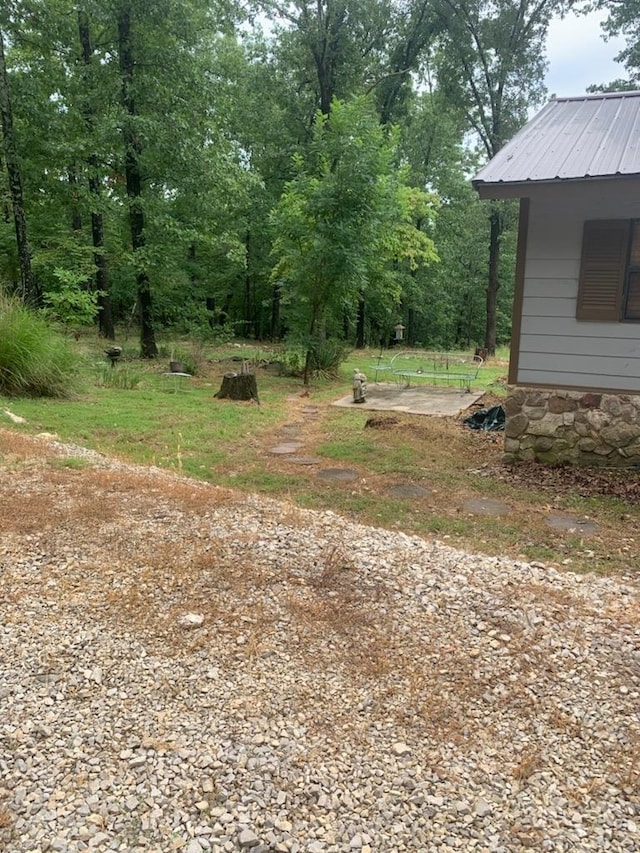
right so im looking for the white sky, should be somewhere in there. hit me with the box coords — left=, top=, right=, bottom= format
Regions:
left=545, top=8, right=627, bottom=98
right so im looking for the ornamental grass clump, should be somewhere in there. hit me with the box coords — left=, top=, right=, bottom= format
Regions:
left=0, top=291, right=81, bottom=397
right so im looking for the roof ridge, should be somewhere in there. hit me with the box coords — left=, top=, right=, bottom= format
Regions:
left=552, top=91, right=640, bottom=103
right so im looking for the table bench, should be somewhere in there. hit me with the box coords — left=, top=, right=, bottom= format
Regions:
left=373, top=351, right=483, bottom=392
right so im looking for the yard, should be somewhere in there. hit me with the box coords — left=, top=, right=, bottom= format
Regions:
left=0, top=421, right=638, bottom=851
left=2, top=340, right=639, bottom=578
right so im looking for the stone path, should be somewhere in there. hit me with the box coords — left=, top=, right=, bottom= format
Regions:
left=545, top=513, right=599, bottom=536
left=267, top=398, right=601, bottom=537
left=462, top=497, right=510, bottom=517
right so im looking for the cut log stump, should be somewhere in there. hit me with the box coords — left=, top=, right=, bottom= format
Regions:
left=216, top=371, right=259, bottom=403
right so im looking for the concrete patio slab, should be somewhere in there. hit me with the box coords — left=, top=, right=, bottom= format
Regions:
left=332, top=383, right=482, bottom=417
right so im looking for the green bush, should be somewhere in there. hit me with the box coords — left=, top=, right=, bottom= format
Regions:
left=307, top=339, right=350, bottom=378
left=0, top=291, right=81, bottom=397
left=278, top=348, right=304, bottom=377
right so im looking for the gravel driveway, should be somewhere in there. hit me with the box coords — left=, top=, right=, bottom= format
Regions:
left=1, top=431, right=639, bottom=852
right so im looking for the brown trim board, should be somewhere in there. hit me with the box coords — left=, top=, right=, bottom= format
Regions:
left=509, top=381, right=640, bottom=395
left=508, top=198, right=529, bottom=385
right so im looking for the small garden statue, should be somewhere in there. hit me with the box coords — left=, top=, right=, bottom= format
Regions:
left=353, top=369, right=367, bottom=404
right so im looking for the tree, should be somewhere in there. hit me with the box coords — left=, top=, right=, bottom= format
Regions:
left=435, top=0, right=570, bottom=354
left=595, top=0, right=640, bottom=87
left=270, top=97, right=438, bottom=382
left=265, top=0, right=389, bottom=119
left=117, top=1, right=157, bottom=357
left=399, top=85, right=488, bottom=348
left=375, top=0, right=440, bottom=124
left=77, top=8, right=114, bottom=339
left=0, top=27, right=40, bottom=305
left=0, top=0, right=254, bottom=349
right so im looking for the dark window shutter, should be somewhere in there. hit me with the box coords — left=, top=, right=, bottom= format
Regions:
left=577, top=220, right=630, bottom=321
left=625, top=271, right=640, bottom=320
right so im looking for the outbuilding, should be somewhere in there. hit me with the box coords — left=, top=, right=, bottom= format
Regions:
left=473, top=90, right=640, bottom=466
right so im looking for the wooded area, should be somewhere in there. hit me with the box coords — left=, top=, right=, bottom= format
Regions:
left=0, top=1, right=635, bottom=359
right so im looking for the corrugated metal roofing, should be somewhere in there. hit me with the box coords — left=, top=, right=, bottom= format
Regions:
left=473, top=91, right=640, bottom=190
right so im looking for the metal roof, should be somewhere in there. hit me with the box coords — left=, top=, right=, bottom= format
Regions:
left=473, top=91, right=640, bottom=195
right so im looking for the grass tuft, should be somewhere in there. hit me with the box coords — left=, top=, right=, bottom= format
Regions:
left=0, top=290, right=80, bottom=397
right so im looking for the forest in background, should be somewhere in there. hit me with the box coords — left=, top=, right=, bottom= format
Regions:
left=0, top=0, right=637, bottom=361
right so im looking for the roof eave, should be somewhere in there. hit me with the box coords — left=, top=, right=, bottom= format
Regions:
left=473, top=172, right=640, bottom=200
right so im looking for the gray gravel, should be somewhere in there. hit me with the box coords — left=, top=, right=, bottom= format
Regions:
left=0, top=433, right=639, bottom=852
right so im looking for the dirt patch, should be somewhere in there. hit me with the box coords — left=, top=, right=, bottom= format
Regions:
left=498, top=460, right=640, bottom=501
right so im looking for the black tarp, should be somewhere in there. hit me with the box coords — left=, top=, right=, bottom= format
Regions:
left=463, top=404, right=505, bottom=431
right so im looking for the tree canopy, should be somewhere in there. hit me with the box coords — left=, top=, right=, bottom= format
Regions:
left=0, top=0, right=621, bottom=356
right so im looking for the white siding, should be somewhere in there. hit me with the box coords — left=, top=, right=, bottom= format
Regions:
left=516, top=178, right=640, bottom=391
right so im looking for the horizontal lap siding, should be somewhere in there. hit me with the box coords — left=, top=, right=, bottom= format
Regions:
left=518, top=369, right=640, bottom=392
left=521, top=352, right=640, bottom=378
left=516, top=180, right=640, bottom=391
left=520, top=332, right=640, bottom=357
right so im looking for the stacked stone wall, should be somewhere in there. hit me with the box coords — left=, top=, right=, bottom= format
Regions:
left=504, top=387, right=640, bottom=466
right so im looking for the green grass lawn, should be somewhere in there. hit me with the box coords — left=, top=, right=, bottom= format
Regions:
left=2, top=336, right=638, bottom=578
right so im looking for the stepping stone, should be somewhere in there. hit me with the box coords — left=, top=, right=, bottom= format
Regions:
left=545, top=513, right=598, bottom=535
left=387, top=483, right=432, bottom=499
left=463, top=497, right=510, bottom=516
left=317, top=468, right=357, bottom=482
left=287, top=456, right=322, bottom=465
left=269, top=442, right=305, bottom=455
left=302, top=406, right=319, bottom=415
left=279, top=423, right=304, bottom=437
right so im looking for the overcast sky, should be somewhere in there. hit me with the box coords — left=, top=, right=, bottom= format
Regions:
left=544, top=8, right=627, bottom=98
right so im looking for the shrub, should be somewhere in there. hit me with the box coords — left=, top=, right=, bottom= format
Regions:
left=0, top=291, right=81, bottom=397
left=307, top=339, right=350, bottom=379
left=278, top=348, right=304, bottom=377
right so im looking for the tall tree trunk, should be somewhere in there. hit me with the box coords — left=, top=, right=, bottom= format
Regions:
left=91, top=203, right=114, bottom=338
left=69, top=168, right=83, bottom=233
left=79, top=10, right=115, bottom=339
left=243, top=231, right=255, bottom=338
left=0, top=30, right=40, bottom=306
left=484, top=204, right=502, bottom=357
left=407, top=306, right=416, bottom=347
left=303, top=301, right=321, bottom=385
left=355, top=298, right=365, bottom=348
left=377, top=4, right=438, bottom=125
left=118, top=5, right=157, bottom=357
left=0, top=156, right=10, bottom=223
left=270, top=282, right=281, bottom=341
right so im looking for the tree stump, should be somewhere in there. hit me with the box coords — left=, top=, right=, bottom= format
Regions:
left=216, top=371, right=259, bottom=403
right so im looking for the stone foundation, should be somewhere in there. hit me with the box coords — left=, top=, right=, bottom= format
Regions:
left=503, top=387, right=640, bottom=467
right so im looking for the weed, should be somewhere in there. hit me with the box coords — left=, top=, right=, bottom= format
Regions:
left=48, top=457, right=91, bottom=470
left=95, top=362, right=143, bottom=390
left=310, top=546, right=355, bottom=588
left=513, top=748, right=542, bottom=781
